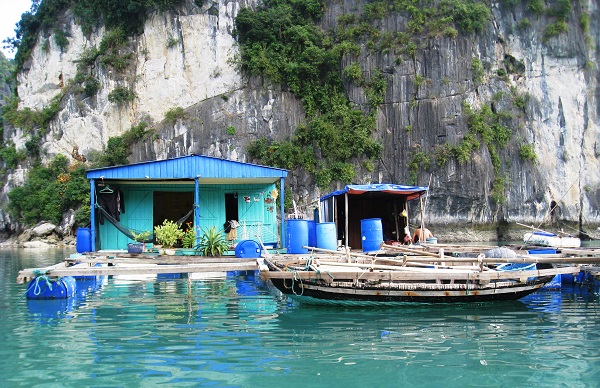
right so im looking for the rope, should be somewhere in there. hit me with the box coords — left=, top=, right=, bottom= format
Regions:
left=20, top=270, right=58, bottom=299
left=291, top=269, right=304, bottom=296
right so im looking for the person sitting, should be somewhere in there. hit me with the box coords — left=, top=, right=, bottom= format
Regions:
left=402, top=226, right=412, bottom=245
left=412, top=227, right=433, bottom=244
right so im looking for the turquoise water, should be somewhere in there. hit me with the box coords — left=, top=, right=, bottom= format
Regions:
left=2, top=248, right=600, bottom=387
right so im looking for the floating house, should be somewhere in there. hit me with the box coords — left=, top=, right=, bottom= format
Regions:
left=319, top=184, right=429, bottom=249
left=85, top=155, right=288, bottom=251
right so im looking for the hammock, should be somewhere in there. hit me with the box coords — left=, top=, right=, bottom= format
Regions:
left=96, top=206, right=154, bottom=243
left=175, top=208, right=194, bottom=227
left=96, top=206, right=195, bottom=242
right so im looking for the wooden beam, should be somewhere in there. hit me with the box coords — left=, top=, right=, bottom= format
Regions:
left=259, top=264, right=580, bottom=282
left=16, top=261, right=258, bottom=284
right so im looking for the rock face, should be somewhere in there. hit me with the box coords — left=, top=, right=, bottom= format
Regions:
left=3, top=0, right=600, bottom=238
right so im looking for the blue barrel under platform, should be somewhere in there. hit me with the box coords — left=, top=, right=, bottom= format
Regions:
left=26, top=276, right=77, bottom=300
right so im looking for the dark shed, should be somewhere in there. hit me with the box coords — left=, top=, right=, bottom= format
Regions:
left=320, top=184, right=428, bottom=249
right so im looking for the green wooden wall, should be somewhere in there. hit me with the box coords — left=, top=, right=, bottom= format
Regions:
left=97, top=183, right=278, bottom=250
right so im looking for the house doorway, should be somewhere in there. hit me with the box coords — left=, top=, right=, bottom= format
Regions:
left=225, top=193, right=239, bottom=222
left=153, top=191, right=194, bottom=227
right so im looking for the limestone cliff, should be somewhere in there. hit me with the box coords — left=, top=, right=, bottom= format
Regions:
left=2, top=0, right=599, bottom=240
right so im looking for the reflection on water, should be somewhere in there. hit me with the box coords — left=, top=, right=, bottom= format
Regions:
left=1, top=249, right=600, bottom=387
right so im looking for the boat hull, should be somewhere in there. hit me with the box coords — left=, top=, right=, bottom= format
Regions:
left=269, top=277, right=550, bottom=306
left=523, top=232, right=580, bottom=248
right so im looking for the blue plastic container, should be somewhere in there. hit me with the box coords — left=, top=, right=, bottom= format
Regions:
left=76, top=227, right=92, bottom=253
left=361, top=218, right=383, bottom=252
left=26, top=276, right=77, bottom=299
left=528, top=248, right=557, bottom=255
left=287, top=219, right=309, bottom=254
left=316, top=222, right=337, bottom=251
left=308, top=220, right=317, bottom=248
left=235, top=240, right=262, bottom=258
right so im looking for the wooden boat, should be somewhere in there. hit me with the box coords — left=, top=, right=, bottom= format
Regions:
left=523, top=231, right=581, bottom=248
left=257, top=248, right=581, bottom=306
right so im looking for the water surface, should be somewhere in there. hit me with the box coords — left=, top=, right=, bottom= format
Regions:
left=1, top=248, right=599, bottom=387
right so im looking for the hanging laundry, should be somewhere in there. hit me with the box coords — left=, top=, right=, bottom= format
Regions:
left=225, top=220, right=240, bottom=241
left=97, top=189, right=125, bottom=224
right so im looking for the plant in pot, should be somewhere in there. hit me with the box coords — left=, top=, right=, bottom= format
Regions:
left=154, top=220, right=184, bottom=255
left=180, top=222, right=198, bottom=255
left=198, top=226, right=229, bottom=257
left=128, top=230, right=151, bottom=254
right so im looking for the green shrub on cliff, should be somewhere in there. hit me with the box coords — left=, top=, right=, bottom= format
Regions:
left=8, top=154, right=89, bottom=225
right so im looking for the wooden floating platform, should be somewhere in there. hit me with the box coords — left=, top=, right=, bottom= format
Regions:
left=16, top=253, right=259, bottom=284
left=16, top=243, right=600, bottom=285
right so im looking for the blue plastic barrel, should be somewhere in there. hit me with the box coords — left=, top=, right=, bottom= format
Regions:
left=235, top=240, right=262, bottom=258
left=287, top=219, right=309, bottom=254
left=26, top=276, right=77, bottom=299
left=316, top=222, right=337, bottom=251
left=308, top=220, right=317, bottom=248
left=76, top=227, right=92, bottom=253
left=361, top=218, right=383, bottom=252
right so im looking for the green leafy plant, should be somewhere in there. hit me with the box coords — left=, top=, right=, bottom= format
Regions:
left=8, top=155, right=89, bottom=226
left=92, top=122, right=152, bottom=167
left=471, top=58, right=484, bottom=84
left=166, top=36, right=179, bottom=48
left=131, top=230, right=152, bottom=243
left=154, top=219, right=184, bottom=248
left=164, top=107, right=187, bottom=123
left=53, top=29, right=69, bottom=51
left=108, top=87, right=136, bottom=103
left=198, top=226, right=229, bottom=256
left=519, top=144, right=537, bottom=162
left=181, top=222, right=197, bottom=248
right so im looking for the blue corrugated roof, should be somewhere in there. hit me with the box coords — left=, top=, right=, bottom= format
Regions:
left=86, top=154, right=288, bottom=181
left=320, top=184, right=428, bottom=201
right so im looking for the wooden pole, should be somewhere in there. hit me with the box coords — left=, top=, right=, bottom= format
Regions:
left=345, top=192, right=349, bottom=249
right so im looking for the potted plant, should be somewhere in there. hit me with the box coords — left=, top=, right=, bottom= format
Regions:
left=154, top=219, right=184, bottom=255
left=128, top=230, right=151, bottom=254
left=198, top=226, right=229, bottom=256
left=179, top=222, right=198, bottom=255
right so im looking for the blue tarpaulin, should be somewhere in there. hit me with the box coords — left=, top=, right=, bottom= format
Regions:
left=320, top=184, right=428, bottom=202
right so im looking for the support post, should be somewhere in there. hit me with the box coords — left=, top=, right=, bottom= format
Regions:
left=345, top=192, right=349, bottom=249
left=194, top=177, right=201, bottom=248
left=90, top=179, right=96, bottom=252
left=280, top=177, right=286, bottom=249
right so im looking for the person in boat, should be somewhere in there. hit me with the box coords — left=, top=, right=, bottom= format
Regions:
left=412, top=227, right=433, bottom=244
left=402, top=226, right=412, bottom=245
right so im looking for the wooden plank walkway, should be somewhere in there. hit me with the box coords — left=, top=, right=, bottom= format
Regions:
left=16, top=254, right=259, bottom=284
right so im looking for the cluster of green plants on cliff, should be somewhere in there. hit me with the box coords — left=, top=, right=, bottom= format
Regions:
left=8, top=154, right=89, bottom=226
left=1, top=92, right=64, bottom=159
left=408, top=97, right=537, bottom=203
left=91, top=122, right=155, bottom=167
left=236, top=0, right=383, bottom=187
left=500, top=0, right=578, bottom=42
left=5, top=0, right=184, bottom=72
left=236, top=0, right=493, bottom=187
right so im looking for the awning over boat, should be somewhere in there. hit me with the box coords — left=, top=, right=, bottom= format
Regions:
left=320, top=184, right=428, bottom=202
